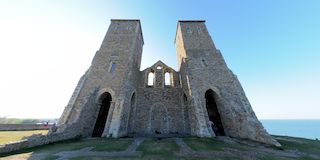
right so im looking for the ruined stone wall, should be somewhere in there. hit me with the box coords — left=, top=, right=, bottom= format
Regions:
left=132, top=87, right=190, bottom=135
left=179, top=61, right=199, bottom=136
left=52, top=19, right=280, bottom=147
left=129, top=61, right=191, bottom=135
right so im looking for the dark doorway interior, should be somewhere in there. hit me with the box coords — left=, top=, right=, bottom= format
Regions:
left=205, top=89, right=225, bottom=136
left=92, top=92, right=112, bottom=137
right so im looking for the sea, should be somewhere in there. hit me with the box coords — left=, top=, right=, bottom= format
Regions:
left=260, top=119, right=320, bottom=140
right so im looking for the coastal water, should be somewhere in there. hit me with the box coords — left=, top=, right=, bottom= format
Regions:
left=260, top=119, right=320, bottom=140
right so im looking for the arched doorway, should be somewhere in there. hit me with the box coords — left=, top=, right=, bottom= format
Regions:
left=205, top=89, right=225, bottom=136
left=92, top=92, right=112, bottom=137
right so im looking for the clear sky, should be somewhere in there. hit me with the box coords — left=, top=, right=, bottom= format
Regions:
left=0, top=0, right=319, bottom=119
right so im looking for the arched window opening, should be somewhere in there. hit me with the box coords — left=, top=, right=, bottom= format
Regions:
left=148, top=71, right=154, bottom=86
left=108, top=62, right=116, bottom=73
left=92, top=92, right=112, bottom=137
left=128, top=92, right=136, bottom=133
left=157, top=66, right=162, bottom=70
left=165, top=72, right=171, bottom=86
left=205, top=89, right=225, bottom=136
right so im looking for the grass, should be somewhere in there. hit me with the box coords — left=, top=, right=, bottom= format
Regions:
left=71, top=157, right=241, bottom=160
left=0, top=137, right=133, bottom=159
left=30, top=138, right=132, bottom=152
left=0, top=130, right=48, bottom=144
left=183, top=137, right=247, bottom=151
left=1, top=134, right=320, bottom=160
left=91, top=138, right=132, bottom=151
left=137, top=138, right=179, bottom=159
left=71, top=157, right=141, bottom=160
left=257, top=136, right=320, bottom=160
left=259, top=155, right=316, bottom=160
left=275, top=136, right=320, bottom=155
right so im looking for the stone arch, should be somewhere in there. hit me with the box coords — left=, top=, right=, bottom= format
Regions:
left=204, top=89, right=225, bottom=136
left=164, top=71, right=171, bottom=86
left=148, top=102, right=169, bottom=134
left=147, top=69, right=155, bottom=87
left=92, top=92, right=112, bottom=137
left=156, top=65, right=163, bottom=70
left=96, top=88, right=115, bottom=104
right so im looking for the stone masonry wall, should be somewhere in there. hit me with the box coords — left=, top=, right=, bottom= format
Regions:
left=131, top=87, right=190, bottom=135
left=128, top=60, right=191, bottom=136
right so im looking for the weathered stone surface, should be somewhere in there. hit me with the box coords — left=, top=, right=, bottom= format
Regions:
left=175, top=21, right=280, bottom=147
left=0, top=19, right=281, bottom=154
left=56, top=20, right=280, bottom=147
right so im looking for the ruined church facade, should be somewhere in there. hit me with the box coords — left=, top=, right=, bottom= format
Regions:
left=55, top=19, right=280, bottom=146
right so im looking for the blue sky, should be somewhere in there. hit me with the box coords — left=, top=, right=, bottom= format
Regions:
left=0, top=0, right=319, bottom=119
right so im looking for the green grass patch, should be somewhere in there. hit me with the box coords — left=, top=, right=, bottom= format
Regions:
left=91, top=138, right=132, bottom=151
left=0, top=130, right=48, bottom=144
left=3, top=136, right=320, bottom=160
left=183, top=137, right=247, bottom=151
left=0, top=138, right=133, bottom=159
left=137, top=138, right=179, bottom=158
left=70, top=158, right=241, bottom=160
left=186, top=157, right=242, bottom=160
left=275, top=136, right=320, bottom=155
left=71, top=157, right=141, bottom=160
left=259, top=155, right=316, bottom=160
left=30, top=138, right=132, bottom=153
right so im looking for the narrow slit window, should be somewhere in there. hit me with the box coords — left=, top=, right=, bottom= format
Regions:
left=165, top=72, right=171, bottom=86
left=202, top=59, right=208, bottom=67
left=109, top=62, right=116, bottom=73
left=148, top=72, right=154, bottom=86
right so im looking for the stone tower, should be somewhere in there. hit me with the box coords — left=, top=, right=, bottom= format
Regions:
left=175, top=21, right=279, bottom=146
left=57, top=19, right=143, bottom=138
left=53, top=19, right=280, bottom=147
